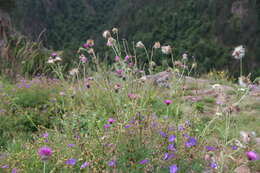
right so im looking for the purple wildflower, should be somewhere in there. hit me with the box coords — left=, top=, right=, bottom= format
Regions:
left=42, top=132, right=48, bottom=138
left=205, top=146, right=215, bottom=151
left=124, top=124, right=130, bottom=128
left=168, top=135, right=176, bottom=142
left=1, top=165, right=8, bottom=168
left=12, top=168, right=17, bottom=173
left=80, top=162, right=89, bottom=169
left=177, top=125, right=184, bottom=131
left=231, top=145, right=238, bottom=150
left=103, top=124, right=111, bottom=129
left=210, top=162, right=217, bottom=169
left=183, top=134, right=190, bottom=138
left=163, top=152, right=169, bottom=160
left=38, top=147, right=52, bottom=161
left=139, top=159, right=148, bottom=164
left=107, top=160, right=116, bottom=167
left=185, top=137, right=197, bottom=148
left=115, top=69, right=123, bottom=76
left=67, top=144, right=74, bottom=148
left=246, top=151, right=259, bottom=161
left=159, top=131, right=167, bottom=137
left=164, top=100, right=172, bottom=105
left=107, top=118, right=115, bottom=124
left=65, top=158, right=76, bottom=166
left=185, top=120, right=190, bottom=126
left=168, top=153, right=175, bottom=159
left=169, top=164, right=178, bottom=173
left=168, top=144, right=175, bottom=151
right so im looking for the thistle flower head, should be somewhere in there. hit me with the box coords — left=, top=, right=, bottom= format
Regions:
left=38, top=146, right=52, bottom=161
left=51, top=52, right=57, bottom=58
left=53, top=56, right=62, bottom=62
left=47, top=58, right=55, bottom=64
left=164, top=99, right=172, bottom=105
left=246, top=151, right=259, bottom=161
left=69, top=68, right=79, bottom=76
left=161, top=45, right=172, bottom=54
left=86, top=39, right=94, bottom=47
left=136, top=41, right=145, bottom=48
left=124, top=55, right=130, bottom=61
left=112, top=27, right=118, bottom=34
left=107, top=37, right=116, bottom=47
left=232, top=45, right=245, bottom=59
left=79, top=54, right=87, bottom=63
left=153, top=42, right=161, bottom=49
left=107, top=118, right=115, bottom=124
left=115, top=56, right=120, bottom=62
left=102, top=30, right=111, bottom=39
left=182, top=53, right=188, bottom=61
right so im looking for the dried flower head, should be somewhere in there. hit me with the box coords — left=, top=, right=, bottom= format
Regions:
left=182, top=53, right=188, bottom=61
left=107, top=37, right=116, bottom=47
left=153, top=42, right=161, bottom=49
left=69, top=68, right=79, bottom=76
left=136, top=41, right=145, bottom=48
left=103, top=30, right=111, bottom=39
left=47, top=58, right=55, bottom=64
left=232, top=45, right=245, bottom=59
left=161, top=45, right=172, bottom=54
left=112, top=27, right=118, bottom=34
left=54, top=56, right=62, bottom=62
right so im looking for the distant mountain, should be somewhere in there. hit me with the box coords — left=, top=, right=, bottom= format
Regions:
left=7, top=0, right=260, bottom=76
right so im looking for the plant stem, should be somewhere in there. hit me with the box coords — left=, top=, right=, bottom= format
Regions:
left=240, top=58, right=243, bottom=77
left=43, top=161, right=46, bottom=173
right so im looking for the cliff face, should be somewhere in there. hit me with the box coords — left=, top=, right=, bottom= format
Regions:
left=6, top=0, right=260, bottom=76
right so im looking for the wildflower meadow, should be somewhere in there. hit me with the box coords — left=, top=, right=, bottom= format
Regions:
left=0, top=29, right=259, bottom=173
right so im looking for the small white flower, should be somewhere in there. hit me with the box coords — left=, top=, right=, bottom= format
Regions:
left=102, top=30, right=111, bottom=39
left=161, top=45, right=172, bottom=55
left=69, top=68, right=79, bottom=76
left=232, top=45, right=245, bottom=59
left=136, top=41, right=145, bottom=48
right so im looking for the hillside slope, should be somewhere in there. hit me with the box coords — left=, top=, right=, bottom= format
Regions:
left=7, top=0, right=260, bottom=76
